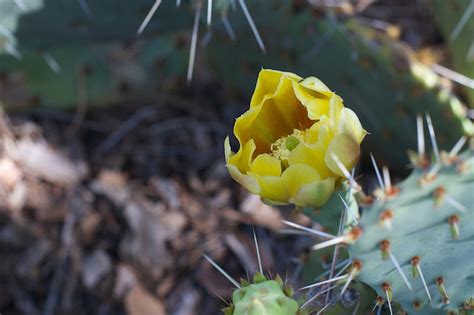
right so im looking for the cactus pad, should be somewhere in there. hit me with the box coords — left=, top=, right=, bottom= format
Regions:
left=432, top=0, right=474, bottom=107
left=223, top=273, right=302, bottom=315
left=348, top=149, right=474, bottom=314
left=0, top=0, right=191, bottom=51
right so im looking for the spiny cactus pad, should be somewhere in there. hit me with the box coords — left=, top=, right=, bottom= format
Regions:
left=0, top=0, right=192, bottom=51
left=432, top=0, right=474, bottom=107
left=0, top=37, right=187, bottom=108
left=223, top=273, right=302, bottom=315
left=348, top=150, right=474, bottom=314
left=303, top=184, right=359, bottom=235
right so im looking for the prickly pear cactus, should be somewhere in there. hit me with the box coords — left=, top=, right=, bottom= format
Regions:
left=223, top=273, right=304, bottom=315
left=0, top=38, right=187, bottom=108
left=0, top=0, right=191, bottom=51
left=302, top=185, right=359, bottom=235
left=347, top=147, right=474, bottom=314
left=0, top=0, right=197, bottom=109
left=432, top=0, right=474, bottom=107
left=208, top=1, right=473, bottom=168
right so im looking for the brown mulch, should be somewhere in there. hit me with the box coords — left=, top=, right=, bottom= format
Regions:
left=0, top=88, right=312, bottom=315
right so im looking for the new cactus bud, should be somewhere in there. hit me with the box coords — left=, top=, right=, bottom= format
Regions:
left=224, top=273, right=303, bottom=315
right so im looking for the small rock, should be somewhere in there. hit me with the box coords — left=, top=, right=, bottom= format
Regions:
left=81, top=250, right=112, bottom=289
left=114, top=264, right=137, bottom=299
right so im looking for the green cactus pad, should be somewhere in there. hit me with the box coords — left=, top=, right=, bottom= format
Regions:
left=348, top=150, right=474, bottom=314
left=225, top=274, right=301, bottom=315
left=0, top=0, right=191, bottom=51
left=0, top=37, right=187, bottom=109
left=432, top=0, right=474, bottom=107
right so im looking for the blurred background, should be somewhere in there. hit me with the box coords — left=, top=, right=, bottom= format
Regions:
left=0, top=0, right=472, bottom=314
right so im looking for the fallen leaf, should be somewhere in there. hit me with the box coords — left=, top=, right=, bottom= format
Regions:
left=240, top=194, right=283, bottom=230
left=90, top=170, right=129, bottom=205
left=125, top=283, right=166, bottom=315
left=5, top=138, right=87, bottom=186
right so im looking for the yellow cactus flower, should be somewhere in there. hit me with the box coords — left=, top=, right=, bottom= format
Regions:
left=225, top=69, right=367, bottom=208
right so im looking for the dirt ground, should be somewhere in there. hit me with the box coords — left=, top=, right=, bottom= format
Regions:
left=0, top=85, right=317, bottom=314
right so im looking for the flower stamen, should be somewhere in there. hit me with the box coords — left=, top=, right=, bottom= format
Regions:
left=271, top=129, right=306, bottom=162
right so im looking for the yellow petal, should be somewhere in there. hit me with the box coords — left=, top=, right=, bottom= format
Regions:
left=290, top=178, right=335, bottom=207
left=337, top=108, right=367, bottom=144
left=250, top=69, right=301, bottom=107
left=281, top=164, right=321, bottom=197
left=226, top=138, right=256, bottom=173
left=250, top=154, right=282, bottom=176
left=234, top=107, right=275, bottom=152
left=227, top=164, right=260, bottom=194
left=224, top=136, right=232, bottom=164
left=251, top=174, right=287, bottom=203
left=313, top=118, right=334, bottom=150
left=324, top=134, right=360, bottom=177
left=328, top=94, right=344, bottom=125
left=270, top=76, right=313, bottom=131
left=287, top=144, right=333, bottom=179
left=292, top=81, right=330, bottom=120
left=299, top=76, right=333, bottom=96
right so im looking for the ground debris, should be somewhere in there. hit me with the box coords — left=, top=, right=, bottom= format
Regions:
left=0, top=103, right=306, bottom=315
left=125, top=283, right=167, bottom=315
left=81, top=249, right=112, bottom=289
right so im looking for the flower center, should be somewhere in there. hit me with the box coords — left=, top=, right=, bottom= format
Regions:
left=271, top=129, right=306, bottom=161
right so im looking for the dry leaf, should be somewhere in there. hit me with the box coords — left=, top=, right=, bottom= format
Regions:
left=125, top=284, right=166, bottom=315
left=5, top=139, right=87, bottom=186
left=240, top=194, right=283, bottom=230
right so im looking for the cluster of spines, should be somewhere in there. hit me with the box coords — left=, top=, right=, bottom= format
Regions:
left=358, top=118, right=471, bottom=314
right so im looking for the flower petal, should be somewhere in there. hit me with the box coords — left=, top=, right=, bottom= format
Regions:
left=226, top=138, right=256, bottom=173
left=281, top=164, right=321, bottom=197
left=250, top=69, right=301, bottom=107
left=328, top=93, right=344, bottom=125
left=251, top=174, right=287, bottom=202
left=299, top=76, right=333, bottom=96
left=292, top=81, right=330, bottom=120
left=287, top=144, right=333, bottom=179
left=290, top=178, right=335, bottom=207
left=338, top=108, right=367, bottom=144
left=227, top=164, right=260, bottom=194
left=224, top=136, right=232, bottom=164
left=250, top=153, right=282, bottom=176
left=324, top=134, right=361, bottom=177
